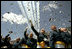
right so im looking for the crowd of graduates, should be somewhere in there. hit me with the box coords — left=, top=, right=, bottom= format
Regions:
left=1, top=20, right=71, bottom=48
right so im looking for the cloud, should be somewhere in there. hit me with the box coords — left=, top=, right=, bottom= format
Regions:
left=48, top=3, right=58, bottom=9
left=42, top=1, right=58, bottom=11
left=43, top=6, right=51, bottom=12
left=1, top=12, right=28, bottom=24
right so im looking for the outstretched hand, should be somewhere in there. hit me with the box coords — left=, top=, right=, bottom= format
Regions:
left=29, top=20, right=33, bottom=26
left=29, top=20, right=32, bottom=23
left=9, top=31, right=13, bottom=34
left=26, top=27, right=28, bottom=30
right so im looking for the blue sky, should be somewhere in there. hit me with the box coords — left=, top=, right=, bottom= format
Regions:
left=1, top=1, right=71, bottom=41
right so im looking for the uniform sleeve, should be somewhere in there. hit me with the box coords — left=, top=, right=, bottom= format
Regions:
left=31, top=26, right=39, bottom=36
left=65, top=32, right=71, bottom=43
left=65, top=32, right=71, bottom=38
left=49, top=31, right=54, bottom=48
left=4, top=34, right=10, bottom=41
left=44, top=33, right=48, bottom=39
left=5, top=34, right=10, bottom=38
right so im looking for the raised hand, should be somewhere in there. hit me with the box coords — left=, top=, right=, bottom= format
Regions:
left=29, top=20, right=33, bottom=26
left=9, top=31, right=13, bottom=34
left=29, top=20, right=32, bottom=23
left=25, top=26, right=28, bottom=31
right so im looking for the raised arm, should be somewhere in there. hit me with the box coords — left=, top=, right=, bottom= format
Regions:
left=5, top=31, right=13, bottom=39
left=5, top=34, right=10, bottom=38
left=24, top=27, right=28, bottom=40
left=29, top=20, right=39, bottom=36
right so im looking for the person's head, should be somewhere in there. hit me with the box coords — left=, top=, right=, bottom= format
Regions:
left=59, top=28, right=63, bottom=32
left=62, top=28, right=67, bottom=32
left=26, top=33, right=29, bottom=37
left=40, top=41, right=45, bottom=48
left=40, top=28, right=45, bottom=34
left=30, top=32, right=33, bottom=38
left=60, top=28, right=67, bottom=32
left=16, top=38, right=20, bottom=42
left=51, top=25, right=57, bottom=31
left=10, top=41, right=14, bottom=45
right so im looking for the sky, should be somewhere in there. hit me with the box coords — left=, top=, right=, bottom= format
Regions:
left=1, top=1, right=71, bottom=41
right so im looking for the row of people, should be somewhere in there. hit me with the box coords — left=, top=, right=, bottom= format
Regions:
left=30, top=20, right=71, bottom=48
left=1, top=20, right=71, bottom=48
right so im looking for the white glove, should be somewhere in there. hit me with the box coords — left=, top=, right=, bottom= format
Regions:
left=2, top=46, right=7, bottom=48
left=44, top=38, right=48, bottom=41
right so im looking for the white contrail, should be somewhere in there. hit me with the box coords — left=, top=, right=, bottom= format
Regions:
left=17, top=1, right=40, bottom=33
left=31, top=1, right=37, bottom=29
left=36, top=1, right=40, bottom=32
left=17, top=1, right=32, bottom=32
